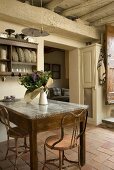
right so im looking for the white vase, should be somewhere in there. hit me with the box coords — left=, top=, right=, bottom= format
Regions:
left=39, top=90, right=48, bottom=105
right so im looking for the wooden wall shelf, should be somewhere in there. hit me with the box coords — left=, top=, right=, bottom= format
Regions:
left=0, top=71, right=31, bottom=77
left=0, top=37, right=38, bottom=76
left=12, top=62, right=37, bottom=66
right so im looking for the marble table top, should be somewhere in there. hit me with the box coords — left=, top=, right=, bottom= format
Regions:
left=0, top=99, right=88, bottom=119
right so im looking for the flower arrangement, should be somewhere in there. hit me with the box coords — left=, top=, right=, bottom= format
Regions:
left=19, top=71, right=52, bottom=91
left=19, top=71, right=53, bottom=103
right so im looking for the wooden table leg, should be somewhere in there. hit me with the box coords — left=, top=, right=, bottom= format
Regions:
left=80, top=121, right=85, bottom=166
left=29, top=130, right=38, bottom=170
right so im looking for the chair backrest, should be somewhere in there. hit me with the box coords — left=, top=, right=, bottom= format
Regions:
left=52, top=109, right=88, bottom=149
left=0, top=107, right=10, bottom=132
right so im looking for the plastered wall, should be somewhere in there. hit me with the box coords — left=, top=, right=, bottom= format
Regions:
left=0, top=77, right=26, bottom=141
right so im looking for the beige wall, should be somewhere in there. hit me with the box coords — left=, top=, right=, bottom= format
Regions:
left=0, top=77, right=26, bottom=141
left=69, top=49, right=80, bottom=103
left=69, top=49, right=81, bottom=103
left=0, top=77, right=26, bottom=100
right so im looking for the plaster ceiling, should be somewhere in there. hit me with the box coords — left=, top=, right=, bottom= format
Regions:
left=18, top=0, right=114, bottom=28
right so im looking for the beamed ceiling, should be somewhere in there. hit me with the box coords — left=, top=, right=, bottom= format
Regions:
left=18, top=0, right=114, bottom=28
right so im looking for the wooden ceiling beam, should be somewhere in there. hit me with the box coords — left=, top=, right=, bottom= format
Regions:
left=45, top=0, right=86, bottom=11
left=92, top=14, right=114, bottom=26
left=45, top=0, right=64, bottom=11
left=81, top=2, right=114, bottom=22
left=62, top=0, right=113, bottom=17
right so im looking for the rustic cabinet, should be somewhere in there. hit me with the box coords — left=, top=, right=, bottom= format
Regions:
left=0, top=37, right=38, bottom=76
left=81, top=44, right=104, bottom=125
left=81, top=45, right=96, bottom=87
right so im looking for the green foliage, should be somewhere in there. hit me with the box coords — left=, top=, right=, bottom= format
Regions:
left=19, top=71, right=52, bottom=92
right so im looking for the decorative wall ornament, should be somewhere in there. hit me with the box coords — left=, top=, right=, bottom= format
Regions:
left=97, top=48, right=106, bottom=85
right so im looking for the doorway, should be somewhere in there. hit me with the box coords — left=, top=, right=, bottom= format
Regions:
left=44, top=46, right=69, bottom=89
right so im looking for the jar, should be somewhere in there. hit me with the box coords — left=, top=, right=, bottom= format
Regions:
left=0, top=46, right=7, bottom=59
left=0, top=63, right=6, bottom=72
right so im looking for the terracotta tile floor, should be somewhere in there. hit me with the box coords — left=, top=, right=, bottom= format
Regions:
left=0, top=124, right=114, bottom=170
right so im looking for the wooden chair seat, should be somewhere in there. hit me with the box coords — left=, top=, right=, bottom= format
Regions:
left=7, top=126, right=28, bottom=138
left=45, top=135, right=77, bottom=150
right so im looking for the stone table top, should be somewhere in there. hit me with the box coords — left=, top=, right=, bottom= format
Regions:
left=0, top=99, right=88, bottom=119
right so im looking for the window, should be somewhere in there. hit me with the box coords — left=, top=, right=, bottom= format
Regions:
left=44, top=63, right=50, bottom=71
left=44, top=63, right=61, bottom=79
left=52, top=64, right=61, bottom=79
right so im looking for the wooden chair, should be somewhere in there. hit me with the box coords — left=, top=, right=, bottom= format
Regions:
left=0, top=107, right=29, bottom=169
left=43, top=109, right=88, bottom=170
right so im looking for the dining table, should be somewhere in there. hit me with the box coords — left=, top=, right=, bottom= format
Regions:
left=0, top=99, right=88, bottom=170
